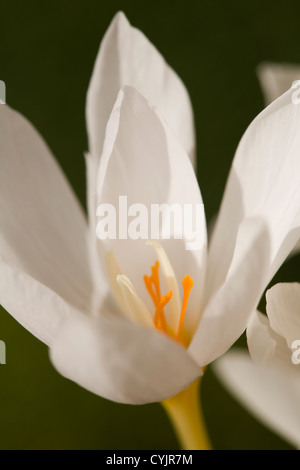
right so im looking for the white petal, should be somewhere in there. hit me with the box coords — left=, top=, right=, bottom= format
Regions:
left=188, top=218, right=270, bottom=366
left=50, top=313, right=202, bottom=404
left=214, top=350, right=300, bottom=448
left=257, top=62, right=300, bottom=104
left=0, top=105, right=92, bottom=312
left=207, top=85, right=300, bottom=301
left=247, top=309, right=297, bottom=375
left=266, top=283, right=300, bottom=348
left=85, top=153, right=109, bottom=313
left=86, top=11, right=195, bottom=166
left=0, top=258, right=80, bottom=346
left=96, top=86, right=206, bottom=329
left=247, top=310, right=278, bottom=363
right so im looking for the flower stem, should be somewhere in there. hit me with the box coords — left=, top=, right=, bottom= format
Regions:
left=161, top=377, right=211, bottom=450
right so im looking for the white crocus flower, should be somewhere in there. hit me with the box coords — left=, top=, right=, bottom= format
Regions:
left=1, top=12, right=300, bottom=449
left=214, top=283, right=300, bottom=448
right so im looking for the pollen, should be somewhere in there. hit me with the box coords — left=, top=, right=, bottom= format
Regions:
left=144, top=261, right=193, bottom=346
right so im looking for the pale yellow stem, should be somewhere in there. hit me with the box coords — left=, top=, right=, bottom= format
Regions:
left=161, top=377, right=211, bottom=450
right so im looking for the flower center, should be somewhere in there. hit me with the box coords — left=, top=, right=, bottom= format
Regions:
left=144, top=260, right=193, bottom=345
left=105, top=241, right=194, bottom=348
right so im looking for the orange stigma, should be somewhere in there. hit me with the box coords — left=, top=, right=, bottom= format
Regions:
left=144, top=261, right=171, bottom=333
left=144, top=261, right=193, bottom=346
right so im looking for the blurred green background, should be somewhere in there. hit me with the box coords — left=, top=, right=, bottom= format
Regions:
left=0, top=0, right=299, bottom=449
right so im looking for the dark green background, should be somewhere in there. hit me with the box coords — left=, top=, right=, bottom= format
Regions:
left=1, top=0, right=299, bottom=449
